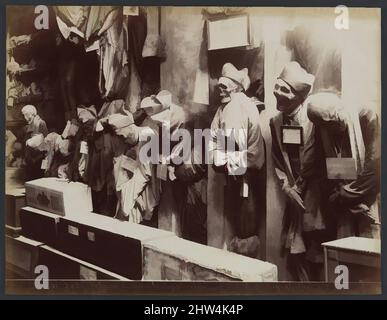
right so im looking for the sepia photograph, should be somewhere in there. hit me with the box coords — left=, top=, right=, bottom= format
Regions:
left=4, top=3, right=382, bottom=296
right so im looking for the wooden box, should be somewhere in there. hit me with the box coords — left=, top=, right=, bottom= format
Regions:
left=57, top=213, right=175, bottom=280
left=6, top=235, right=43, bottom=279
left=322, top=237, right=381, bottom=283
left=25, top=177, right=92, bottom=216
left=38, top=245, right=130, bottom=280
left=143, top=237, right=277, bottom=281
left=5, top=188, right=25, bottom=229
left=20, top=206, right=60, bottom=247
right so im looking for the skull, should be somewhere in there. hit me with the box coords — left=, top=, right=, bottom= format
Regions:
left=273, top=78, right=299, bottom=113
left=217, top=77, right=241, bottom=104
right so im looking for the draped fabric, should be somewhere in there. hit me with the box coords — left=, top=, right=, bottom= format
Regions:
left=54, top=6, right=117, bottom=41
left=343, top=108, right=379, bottom=205
left=98, top=10, right=130, bottom=100
left=127, top=12, right=147, bottom=76
left=316, top=106, right=380, bottom=239
left=24, top=115, right=48, bottom=137
left=54, top=6, right=90, bottom=37
left=139, top=102, right=208, bottom=236
left=86, top=100, right=130, bottom=194
left=270, top=99, right=330, bottom=281
left=270, top=103, right=326, bottom=256
left=209, top=92, right=265, bottom=172
left=72, top=100, right=132, bottom=216
left=22, top=115, right=48, bottom=180
left=5, top=130, right=17, bottom=161
left=113, top=151, right=160, bottom=224
left=54, top=6, right=131, bottom=102
left=113, top=154, right=146, bottom=223
left=210, top=92, right=266, bottom=242
left=66, top=117, right=94, bottom=184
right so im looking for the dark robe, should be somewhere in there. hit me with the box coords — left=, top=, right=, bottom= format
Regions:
left=142, top=103, right=207, bottom=242
left=270, top=102, right=327, bottom=281
left=317, top=107, right=380, bottom=239
left=210, top=92, right=266, bottom=253
left=22, top=115, right=48, bottom=181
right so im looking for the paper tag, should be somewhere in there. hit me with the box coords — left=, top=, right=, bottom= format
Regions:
left=87, top=231, right=95, bottom=242
left=80, top=141, right=88, bottom=154
left=326, top=157, right=357, bottom=180
left=68, top=225, right=79, bottom=236
left=282, top=125, right=303, bottom=145
left=240, top=179, right=249, bottom=198
left=41, top=159, right=48, bottom=170
left=80, top=265, right=97, bottom=280
left=157, top=164, right=168, bottom=181
left=7, top=97, right=14, bottom=107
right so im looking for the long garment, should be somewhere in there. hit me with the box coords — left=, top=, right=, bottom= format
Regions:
left=98, top=9, right=130, bottom=100
left=108, top=102, right=187, bottom=226
left=54, top=6, right=129, bottom=100
left=113, top=149, right=160, bottom=224
left=85, top=100, right=131, bottom=216
left=22, top=115, right=48, bottom=181
left=54, top=6, right=117, bottom=40
left=210, top=92, right=266, bottom=251
left=24, top=115, right=48, bottom=138
left=173, top=121, right=208, bottom=244
left=6, top=130, right=17, bottom=162
left=138, top=103, right=207, bottom=241
left=318, top=107, right=380, bottom=239
left=270, top=103, right=327, bottom=281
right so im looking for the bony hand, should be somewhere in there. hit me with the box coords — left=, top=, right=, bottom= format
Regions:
left=26, top=134, right=44, bottom=149
left=115, top=124, right=140, bottom=145
left=138, top=126, right=157, bottom=141
left=328, top=190, right=340, bottom=204
left=167, top=141, right=186, bottom=165
left=213, top=150, right=227, bottom=167
left=283, top=185, right=305, bottom=210
left=226, top=151, right=247, bottom=176
left=328, top=184, right=346, bottom=205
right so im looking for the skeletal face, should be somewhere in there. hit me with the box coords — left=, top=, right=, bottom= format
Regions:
left=218, top=84, right=232, bottom=103
left=23, top=112, right=35, bottom=124
left=217, top=78, right=241, bottom=104
left=273, top=79, right=299, bottom=114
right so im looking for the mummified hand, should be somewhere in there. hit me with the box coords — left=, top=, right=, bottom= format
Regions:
left=328, top=190, right=340, bottom=205
left=328, top=183, right=346, bottom=206
left=283, top=185, right=305, bottom=211
left=115, top=125, right=140, bottom=145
